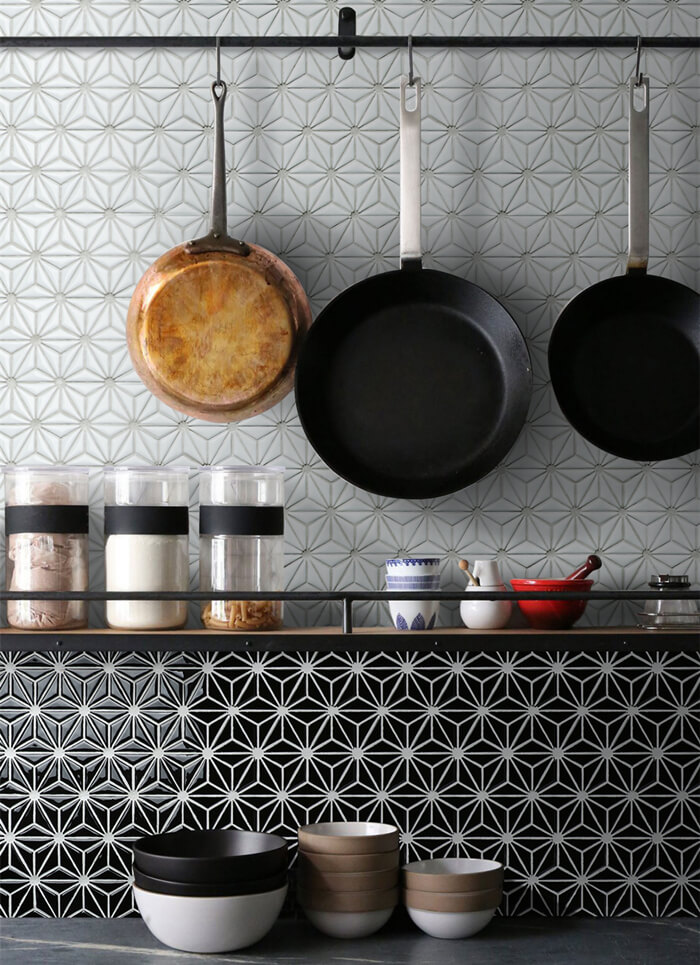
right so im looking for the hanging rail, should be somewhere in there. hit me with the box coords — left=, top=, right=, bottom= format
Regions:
left=0, top=35, right=698, bottom=50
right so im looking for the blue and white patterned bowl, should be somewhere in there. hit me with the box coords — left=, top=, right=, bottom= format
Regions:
left=388, top=603, right=439, bottom=631
left=385, top=559, right=440, bottom=631
left=386, top=577, right=440, bottom=587
left=386, top=558, right=440, bottom=572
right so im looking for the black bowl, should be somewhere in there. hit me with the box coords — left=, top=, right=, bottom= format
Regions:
left=133, top=830, right=288, bottom=884
left=132, top=864, right=288, bottom=898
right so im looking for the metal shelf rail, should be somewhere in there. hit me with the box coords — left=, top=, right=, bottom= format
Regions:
left=0, top=589, right=698, bottom=635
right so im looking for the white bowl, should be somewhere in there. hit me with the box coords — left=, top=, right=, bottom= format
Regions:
left=134, top=883, right=287, bottom=953
left=298, top=822, right=399, bottom=854
left=304, top=906, right=394, bottom=939
left=407, top=905, right=496, bottom=940
left=403, top=857, right=503, bottom=893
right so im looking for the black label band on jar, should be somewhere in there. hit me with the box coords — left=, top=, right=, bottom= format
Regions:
left=5, top=505, right=90, bottom=535
left=199, top=505, right=284, bottom=536
left=104, top=506, right=189, bottom=536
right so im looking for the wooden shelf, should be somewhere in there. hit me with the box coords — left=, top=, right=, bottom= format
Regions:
left=0, top=626, right=697, bottom=653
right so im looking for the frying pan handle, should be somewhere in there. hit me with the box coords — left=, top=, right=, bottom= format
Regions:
left=627, top=77, right=649, bottom=275
left=400, top=76, right=422, bottom=270
left=189, top=80, right=250, bottom=257
left=211, top=80, right=229, bottom=240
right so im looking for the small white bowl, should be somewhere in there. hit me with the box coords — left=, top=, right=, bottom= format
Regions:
left=134, top=884, right=287, bottom=954
left=403, top=857, right=503, bottom=893
left=304, top=906, right=394, bottom=939
left=407, top=905, right=496, bottom=939
left=299, top=822, right=399, bottom=855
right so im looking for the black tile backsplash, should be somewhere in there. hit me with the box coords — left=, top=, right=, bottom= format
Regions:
left=1, top=649, right=697, bottom=917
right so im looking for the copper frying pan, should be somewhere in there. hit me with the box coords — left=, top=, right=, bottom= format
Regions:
left=127, top=79, right=311, bottom=422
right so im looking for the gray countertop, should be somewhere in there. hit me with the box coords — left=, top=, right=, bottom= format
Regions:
left=0, top=916, right=698, bottom=965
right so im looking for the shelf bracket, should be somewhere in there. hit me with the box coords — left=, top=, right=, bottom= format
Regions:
left=342, top=597, right=354, bottom=634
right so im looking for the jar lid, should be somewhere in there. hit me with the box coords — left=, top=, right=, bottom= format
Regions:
left=199, top=465, right=285, bottom=474
left=105, top=465, right=190, bottom=474
left=2, top=465, right=91, bottom=474
left=649, top=574, right=690, bottom=588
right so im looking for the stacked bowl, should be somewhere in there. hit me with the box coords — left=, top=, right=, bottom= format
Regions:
left=132, top=829, right=288, bottom=954
left=297, top=822, right=400, bottom=938
left=386, top=557, right=440, bottom=631
left=402, top=858, right=503, bottom=939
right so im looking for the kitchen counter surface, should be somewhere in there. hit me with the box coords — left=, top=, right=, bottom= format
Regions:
left=0, top=915, right=697, bottom=964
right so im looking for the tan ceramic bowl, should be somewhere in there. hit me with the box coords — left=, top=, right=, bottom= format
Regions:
left=298, top=865, right=398, bottom=893
left=298, top=822, right=399, bottom=855
left=402, top=886, right=502, bottom=914
left=403, top=858, right=503, bottom=894
left=299, top=848, right=399, bottom=874
left=299, top=885, right=398, bottom=913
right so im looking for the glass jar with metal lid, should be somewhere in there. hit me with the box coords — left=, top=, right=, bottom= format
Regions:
left=199, top=467, right=284, bottom=631
left=4, top=466, right=89, bottom=630
left=638, top=574, right=700, bottom=629
left=104, top=467, right=190, bottom=630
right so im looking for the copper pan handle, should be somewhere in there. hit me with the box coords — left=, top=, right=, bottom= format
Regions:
left=210, top=80, right=228, bottom=239
left=188, top=78, right=250, bottom=256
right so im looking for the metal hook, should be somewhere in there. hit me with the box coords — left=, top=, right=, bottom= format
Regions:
left=407, top=34, right=415, bottom=86
left=634, top=34, right=643, bottom=86
left=215, top=36, right=222, bottom=88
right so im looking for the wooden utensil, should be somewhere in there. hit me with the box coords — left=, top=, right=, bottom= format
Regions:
left=127, top=77, right=311, bottom=422
left=459, top=559, right=480, bottom=586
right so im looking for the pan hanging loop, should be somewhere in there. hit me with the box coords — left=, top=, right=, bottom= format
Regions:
left=213, top=36, right=225, bottom=101
left=407, top=34, right=415, bottom=87
left=634, top=34, right=643, bottom=86
left=186, top=42, right=250, bottom=256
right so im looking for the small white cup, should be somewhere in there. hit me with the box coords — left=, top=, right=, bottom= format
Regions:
left=460, top=559, right=511, bottom=630
left=386, top=558, right=440, bottom=631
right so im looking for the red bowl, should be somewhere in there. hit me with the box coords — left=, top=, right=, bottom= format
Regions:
left=510, top=579, right=593, bottom=630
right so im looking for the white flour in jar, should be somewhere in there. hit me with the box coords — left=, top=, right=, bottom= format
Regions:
left=105, top=533, right=188, bottom=629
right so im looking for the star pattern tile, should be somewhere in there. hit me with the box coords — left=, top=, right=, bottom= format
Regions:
left=0, top=649, right=698, bottom=917
left=0, top=0, right=698, bottom=919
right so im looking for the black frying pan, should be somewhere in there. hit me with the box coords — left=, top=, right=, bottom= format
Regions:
left=548, top=78, right=700, bottom=461
left=295, top=78, right=531, bottom=499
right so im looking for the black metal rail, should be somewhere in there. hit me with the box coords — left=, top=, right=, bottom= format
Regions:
left=0, top=590, right=697, bottom=635
left=0, top=35, right=697, bottom=50
left=2, top=591, right=696, bottom=599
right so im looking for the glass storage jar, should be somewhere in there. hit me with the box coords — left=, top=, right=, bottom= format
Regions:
left=104, top=467, right=189, bottom=630
left=638, top=574, right=700, bottom=629
left=5, top=466, right=89, bottom=630
left=199, top=467, right=284, bottom=631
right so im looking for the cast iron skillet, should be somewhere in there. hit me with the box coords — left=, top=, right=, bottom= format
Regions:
left=295, top=78, right=532, bottom=500
left=133, top=829, right=288, bottom=884
left=548, top=78, right=699, bottom=461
